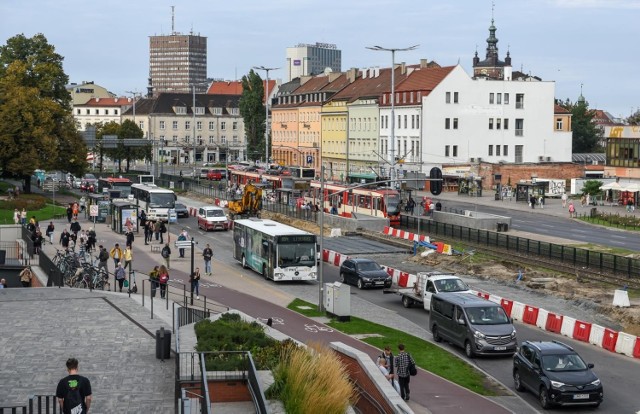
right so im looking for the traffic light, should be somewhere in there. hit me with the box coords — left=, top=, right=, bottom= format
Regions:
left=430, top=167, right=443, bottom=195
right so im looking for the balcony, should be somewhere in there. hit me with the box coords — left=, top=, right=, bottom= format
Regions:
left=515, top=102, right=524, bottom=109
left=515, top=129, right=523, bottom=136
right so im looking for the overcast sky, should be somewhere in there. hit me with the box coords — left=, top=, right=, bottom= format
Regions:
left=1, top=0, right=638, bottom=118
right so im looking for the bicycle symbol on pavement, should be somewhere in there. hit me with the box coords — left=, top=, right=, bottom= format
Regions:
left=304, top=324, right=334, bottom=333
left=199, top=282, right=221, bottom=288
left=257, top=317, right=285, bottom=325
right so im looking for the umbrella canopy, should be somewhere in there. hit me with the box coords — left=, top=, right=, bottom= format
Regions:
left=601, top=181, right=624, bottom=190
left=620, top=182, right=640, bottom=192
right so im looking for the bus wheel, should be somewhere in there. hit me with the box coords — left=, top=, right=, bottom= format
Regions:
left=242, top=255, right=248, bottom=269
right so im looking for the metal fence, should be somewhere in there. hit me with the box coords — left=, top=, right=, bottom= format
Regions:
left=0, top=395, right=58, bottom=414
left=401, top=215, right=640, bottom=280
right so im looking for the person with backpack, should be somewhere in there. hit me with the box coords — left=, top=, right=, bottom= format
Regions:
left=149, top=265, right=160, bottom=297
left=394, top=343, right=417, bottom=401
left=190, top=267, right=201, bottom=299
left=114, top=262, right=126, bottom=293
left=158, top=264, right=170, bottom=298
left=97, top=245, right=109, bottom=275
left=161, top=243, right=171, bottom=269
left=159, top=221, right=167, bottom=244
left=55, top=357, right=92, bottom=414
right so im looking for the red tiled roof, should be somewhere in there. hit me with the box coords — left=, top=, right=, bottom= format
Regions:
left=78, top=97, right=133, bottom=107
left=395, top=66, right=455, bottom=92
left=207, top=79, right=276, bottom=103
left=554, top=104, right=570, bottom=114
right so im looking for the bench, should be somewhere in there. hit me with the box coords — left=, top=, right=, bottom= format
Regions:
left=150, top=245, right=161, bottom=253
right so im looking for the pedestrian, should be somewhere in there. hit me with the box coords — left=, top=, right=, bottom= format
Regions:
left=87, top=227, right=96, bottom=253
left=538, top=194, right=544, bottom=209
left=580, top=194, right=586, bottom=207
left=529, top=195, right=536, bottom=209
left=13, top=209, right=20, bottom=224
left=159, top=220, right=167, bottom=244
left=33, top=231, right=43, bottom=255
left=153, top=220, right=161, bottom=243
left=0, top=278, right=6, bottom=288
left=97, top=245, right=109, bottom=275
left=55, top=358, right=92, bottom=414
left=145, top=221, right=153, bottom=244
left=561, top=192, right=567, bottom=208
left=586, top=193, right=591, bottom=206
left=190, top=267, right=201, bottom=299
left=60, top=229, right=71, bottom=250
left=429, top=200, right=436, bottom=215
left=114, top=262, right=126, bottom=292
left=158, top=264, right=169, bottom=298
left=110, top=243, right=123, bottom=267
left=408, top=197, right=415, bottom=215
left=161, top=243, right=171, bottom=269
left=149, top=265, right=159, bottom=297
left=394, top=343, right=416, bottom=401
left=72, top=202, right=79, bottom=219
left=125, top=230, right=134, bottom=249
left=78, top=230, right=88, bottom=254
left=66, top=204, right=73, bottom=224
left=70, top=218, right=81, bottom=238
left=177, top=229, right=188, bottom=258
left=202, top=243, right=213, bottom=276
left=377, top=357, right=400, bottom=394
left=568, top=202, right=576, bottom=218
left=435, top=201, right=441, bottom=211
left=139, top=209, right=147, bottom=232
left=21, top=208, right=27, bottom=225
left=123, top=245, right=133, bottom=270
left=46, top=221, right=55, bottom=244
left=377, top=345, right=395, bottom=376
left=20, top=265, right=34, bottom=287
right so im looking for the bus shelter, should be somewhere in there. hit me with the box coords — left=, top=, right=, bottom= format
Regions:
left=111, top=201, right=138, bottom=234
left=457, top=177, right=483, bottom=197
left=85, top=193, right=110, bottom=223
left=516, top=182, right=546, bottom=203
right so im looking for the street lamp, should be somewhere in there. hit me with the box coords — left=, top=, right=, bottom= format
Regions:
left=366, top=45, right=418, bottom=189
left=253, top=65, right=280, bottom=166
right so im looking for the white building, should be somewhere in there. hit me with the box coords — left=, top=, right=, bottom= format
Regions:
left=73, top=97, right=133, bottom=131
left=286, top=42, right=341, bottom=82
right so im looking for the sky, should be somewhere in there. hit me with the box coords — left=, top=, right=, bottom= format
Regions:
left=1, top=0, right=638, bottom=119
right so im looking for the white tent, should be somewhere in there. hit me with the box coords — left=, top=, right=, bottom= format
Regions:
left=620, top=182, right=640, bottom=192
left=601, top=181, right=624, bottom=190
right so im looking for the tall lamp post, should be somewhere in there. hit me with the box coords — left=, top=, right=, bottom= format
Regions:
left=252, top=65, right=279, bottom=166
left=190, top=82, right=210, bottom=170
left=366, top=45, right=418, bottom=189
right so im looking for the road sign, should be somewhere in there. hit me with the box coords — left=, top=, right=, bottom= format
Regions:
left=306, top=155, right=313, bottom=164
left=89, top=205, right=99, bottom=217
left=174, top=240, right=192, bottom=249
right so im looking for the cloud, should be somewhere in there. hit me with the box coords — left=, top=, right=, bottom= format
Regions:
left=551, top=0, right=640, bottom=9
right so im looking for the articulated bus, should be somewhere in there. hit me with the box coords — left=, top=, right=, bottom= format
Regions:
left=306, top=181, right=402, bottom=225
left=130, top=183, right=177, bottom=221
left=233, top=218, right=317, bottom=282
left=97, top=177, right=133, bottom=198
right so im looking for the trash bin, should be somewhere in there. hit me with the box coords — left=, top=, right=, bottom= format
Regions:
left=495, top=193, right=501, bottom=201
left=155, top=327, right=171, bottom=360
left=0, top=250, right=5, bottom=265
left=590, top=207, right=597, bottom=218
left=502, top=223, right=508, bottom=232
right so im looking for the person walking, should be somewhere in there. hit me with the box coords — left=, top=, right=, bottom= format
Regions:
left=66, top=204, right=73, bottom=224
left=568, top=202, right=576, bottom=218
left=110, top=243, right=123, bottom=268
left=114, top=262, right=126, bottom=292
left=55, top=358, right=92, bottom=414
left=125, top=229, right=134, bottom=249
left=177, top=229, right=189, bottom=258
left=13, top=209, right=20, bottom=224
left=20, top=266, right=34, bottom=287
left=190, top=267, right=201, bottom=299
left=394, top=343, right=416, bottom=401
left=33, top=231, right=43, bottom=255
left=45, top=221, right=55, bottom=245
left=20, top=208, right=27, bottom=225
left=529, top=195, right=536, bottom=209
left=561, top=192, right=568, bottom=208
left=123, top=245, right=133, bottom=271
left=158, top=264, right=170, bottom=298
left=59, top=229, right=71, bottom=250
left=202, top=243, right=213, bottom=276
left=86, top=227, right=96, bottom=254
left=377, top=346, right=395, bottom=377
left=159, top=221, right=167, bottom=244
left=161, top=243, right=171, bottom=269
left=70, top=218, right=81, bottom=238
left=97, top=245, right=109, bottom=275
left=149, top=265, right=160, bottom=297
left=144, top=221, right=152, bottom=245
left=153, top=220, right=161, bottom=243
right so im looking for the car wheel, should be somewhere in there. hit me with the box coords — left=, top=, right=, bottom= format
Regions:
left=402, top=295, right=412, bottom=308
left=432, top=326, right=442, bottom=343
left=357, top=278, right=364, bottom=289
left=464, top=340, right=475, bottom=358
left=340, top=273, right=346, bottom=283
left=539, top=386, right=550, bottom=409
left=242, top=255, right=248, bottom=269
left=513, top=370, right=524, bottom=392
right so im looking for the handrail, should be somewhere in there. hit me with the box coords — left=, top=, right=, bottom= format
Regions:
left=199, top=352, right=212, bottom=414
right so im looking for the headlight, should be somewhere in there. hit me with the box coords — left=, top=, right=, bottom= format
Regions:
left=590, top=379, right=601, bottom=387
left=362, top=277, right=371, bottom=282
left=550, top=380, right=566, bottom=389
left=510, top=329, right=517, bottom=339
left=274, top=273, right=285, bottom=279
left=309, top=272, right=317, bottom=278
left=474, top=330, right=485, bottom=340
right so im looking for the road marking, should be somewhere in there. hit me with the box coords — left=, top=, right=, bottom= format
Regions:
left=304, top=324, right=333, bottom=333
left=257, top=317, right=284, bottom=325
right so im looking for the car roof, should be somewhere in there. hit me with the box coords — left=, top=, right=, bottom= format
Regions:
left=345, top=258, right=378, bottom=264
left=434, top=292, right=496, bottom=307
left=523, top=340, right=575, bottom=354
left=200, top=205, right=224, bottom=210
left=175, top=203, right=186, bottom=207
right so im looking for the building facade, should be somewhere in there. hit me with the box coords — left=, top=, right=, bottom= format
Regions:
left=148, top=33, right=207, bottom=97
left=286, top=42, right=341, bottom=82
left=122, top=93, right=245, bottom=165
left=66, top=81, right=113, bottom=105
left=73, top=97, right=134, bottom=131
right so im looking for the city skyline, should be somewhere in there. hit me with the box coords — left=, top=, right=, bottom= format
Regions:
left=1, top=0, right=638, bottom=118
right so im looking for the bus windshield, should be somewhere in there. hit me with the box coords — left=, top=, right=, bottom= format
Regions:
left=149, top=193, right=176, bottom=208
left=278, top=243, right=316, bottom=267
left=385, top=193, right=400, bottom=213
left=112, top=183, right=131, bottom=197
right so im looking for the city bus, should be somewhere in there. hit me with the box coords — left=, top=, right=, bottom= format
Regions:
left=233, top=218, right=317, bottom=282
left=130, top=183, right=177, bottom=221
left=97, top=177, right=133, bottom=198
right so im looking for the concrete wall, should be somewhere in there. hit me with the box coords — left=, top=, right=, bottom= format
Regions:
left=319, top=213, right=389, bottom=233
left=433, top=210, right=511, bottom=231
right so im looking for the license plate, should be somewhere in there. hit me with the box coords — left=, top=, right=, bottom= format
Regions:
left=494, top=346, right=507, bottom=351
left=375, top=281, right=385, bottom=285
left=292, top=277, right=301, bottom=280
left=573, top=394, right=589, bottom=400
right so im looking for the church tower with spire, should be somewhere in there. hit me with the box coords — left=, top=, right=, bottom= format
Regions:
left=472, top=12, right=512, bottom=80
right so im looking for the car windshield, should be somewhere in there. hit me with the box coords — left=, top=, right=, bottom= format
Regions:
left=542, top=354, right=588, bottom=372
left=277, top=243, right=316, bottom=267
left=466, top=306, right=510, bottom=325
left=435, top=278, right=469, bottom=292
left=357, top=261, right=382, bottom=272
left=175, top=204, right=186, bottom=210
left=206, top=210, right=225, bottom=217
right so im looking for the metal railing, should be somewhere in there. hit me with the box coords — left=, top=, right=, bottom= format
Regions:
left=0, top=395, right=58, bottom=414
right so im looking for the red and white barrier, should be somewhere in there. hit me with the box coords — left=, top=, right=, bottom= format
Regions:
left=560, top=316, right=576, bottom=338
left=615, top=332, right=638, bottom=357
left=522, top=305, right=540, bottom=326
left=573, top=320, right=592, bottom=343
left=510, top=302, right=526, bottom=322
left=501, top=299, right=514, bottom=317
left=488, top=294, right=502, bottom=305
left=545, top=312, right=563, bottom=334
left=536, top=308, right=549, bottom=330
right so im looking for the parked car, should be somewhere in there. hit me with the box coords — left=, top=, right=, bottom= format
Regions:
left=80, top=181, right=95, bottom=193
left=338, top=258, right=392, bottom=289
left=513, top=340, right=603, bottom=409
left=197, top=206, right=229, bottom=231
left=174, top=203, right=189, bottom=218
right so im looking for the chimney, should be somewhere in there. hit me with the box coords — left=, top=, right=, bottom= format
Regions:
left=504, top=66, right=512, bottom=81
left=300, top=75, right=313, bottom=85
left=420, top=59, right=429, bottom=68
left=401, top=62, right=406, bottom=75
left=328, top=72, right=341, bottom=82
left=347, top=67, right=358, bottom=83
left=95, top=98, right=100, bottom=102
left=374, top=67, right=380, bottom=77
left=115, top=98, right=118, bottom=103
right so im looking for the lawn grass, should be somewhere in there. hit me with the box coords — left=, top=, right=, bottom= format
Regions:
left=287, top=298, right=325, bottom=317
left=287, top=298, right=499, bottom=396
left=0, top=201, right=66, bottom=224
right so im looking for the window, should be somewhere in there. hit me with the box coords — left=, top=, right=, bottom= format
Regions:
left=196, top=121, right=202, bottom=130
left=185, top=121, right=191, bottom=130
left=194, top=107, right=205, bottom=115
left=453, top=118, right=458, bottom=129
left=504, top=118, right=509, bottom=130
left=503, top=145, right=508, bottom=156
left=489, top=93, right=495, bottom=104
left=185, top=135, right=190, bottom=143
left=172, top=121, right=178, bottom=130
left=556, top=118, right=563, bottom=130
left=105, top=109, right=110, bottom=115
left=496, top=118, right=502, bottom=130
left=209, top=136, right=215, bottom=144
left=496, top=145, right=501, bottom=156
left=175, top=106, right=187, bottom=115
left=95, top=109, right=99, bottom=115
left=516, top=93, right=524, bottom=109
left=446, top=92, right=451, bottom=104
left=232, top=121, right=238, bottom=130
left=160, top=121, right=165, bottom=130
left=453, top=145, right=458, bottom=157
left=445, top=145, right=450, bottom=157
left=221, top=122, right=226, bottom=130
left=504, top=93, right=510, bottom=105
left=416, top=115, right=420, bottom=129
left=114, top=109, right=118, bottom=115
left=85, top=109, right=90, bottom=115
left=138, top=121, right=144, bottom=130
left=497, top=93, right=502, bottom=105
left=411, top=115, right=415, bottom=129
left=445, top=118, right=451, bottom=129
left=381, top=117, right=384, bottom=128
left=209, top=121, right=215, bottom=130
left=454, top=92, right=459, bottom=103
left=76, top=109, right=81, bottom=114
left=404, top=115, right=407, bottom=129
left=489, top=118, right=494, bottom=129
left=398, top=115, right=401, bottom=128
left=488, top=145, right=493, bottom=156
left=515, top=145, right=523, bottom=163
left=515, top=119, right=524, bottom=136
left=172, top=135, right=178, bottom=142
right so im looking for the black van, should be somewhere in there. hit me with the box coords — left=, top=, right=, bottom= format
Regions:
left=430, top=292, right=517, bottom=358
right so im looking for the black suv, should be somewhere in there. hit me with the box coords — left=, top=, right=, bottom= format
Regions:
left=513, top=340, right=603, bottom=409
left=339, top=258, right=392, bottom=289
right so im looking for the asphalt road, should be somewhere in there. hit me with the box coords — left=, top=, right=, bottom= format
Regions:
left=177, top=214, right=640, bottom=414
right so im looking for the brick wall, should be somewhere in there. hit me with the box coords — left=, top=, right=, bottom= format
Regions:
left=473, top=163, right=583, bottom=189
left=180, top=380, right=251, bottom=403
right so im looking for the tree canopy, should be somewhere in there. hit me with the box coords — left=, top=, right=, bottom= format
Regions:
left=557, top=98, right=603, bottom=153
left=626, top=109, right=640, bottom=126
left=0, top=33, right=85, bottom=191
left=239, top=70, right=266, bottom=162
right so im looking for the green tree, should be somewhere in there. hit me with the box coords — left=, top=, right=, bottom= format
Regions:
left=118, top=119, right=150, bottom=172
left=581, top=180, right=603, bottom=196
left=626, top=109, right=640, bottom=126
left=240, top=70, right=266, bottom=162
left=558, top=98, right=603, bottom=153
left=95, top=122, right=120, bottom=172
left=0, top=34, right=84, bottom=192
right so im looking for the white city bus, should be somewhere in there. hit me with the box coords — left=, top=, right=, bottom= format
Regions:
left=130, top=183, right=177, bottom=221
left=233, top=218, right=317, bottom=282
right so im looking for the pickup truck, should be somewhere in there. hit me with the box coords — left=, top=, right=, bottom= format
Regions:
left=384, top=271, right=472, bottom=311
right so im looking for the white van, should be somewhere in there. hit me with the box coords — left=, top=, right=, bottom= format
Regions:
left=197, top=206, right=229, bottom=231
